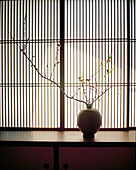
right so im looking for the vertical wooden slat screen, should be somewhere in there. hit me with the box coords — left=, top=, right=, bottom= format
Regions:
left=0, top=0, right=135, bottom=129
left=64, top=0, right=129, bottom=128
left=0, top=0, right=60, bottom=128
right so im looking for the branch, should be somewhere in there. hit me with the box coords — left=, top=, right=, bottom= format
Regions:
left=81, top=82, right=87, bottom=100
left=91, top=85, right=112, bottom=104
left=50, top=44, right=60, bottom=79
left=11, top=29, right=112, bottom=107
left=13, top=39, right=87, bottom=105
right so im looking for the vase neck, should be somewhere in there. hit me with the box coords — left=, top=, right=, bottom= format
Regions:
left=86, top=104, right=92, bottom=109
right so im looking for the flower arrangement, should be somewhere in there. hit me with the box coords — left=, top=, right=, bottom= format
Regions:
left=12, top=41, right=113, bottom=107
left=11, top=16, right=113, bottom=107
left=10, top=16, right=114, bottom=138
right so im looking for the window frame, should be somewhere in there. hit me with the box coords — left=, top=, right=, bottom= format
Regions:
left=0, top=0, right=136, bottom=130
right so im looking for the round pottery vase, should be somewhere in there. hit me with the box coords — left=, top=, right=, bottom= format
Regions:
left=77, top=104, right=102, bottom=139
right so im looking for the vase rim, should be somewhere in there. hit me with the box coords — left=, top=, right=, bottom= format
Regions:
left=86, top=104, right=92, bottom=109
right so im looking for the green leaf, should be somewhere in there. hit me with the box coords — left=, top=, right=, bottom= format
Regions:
left=78, top=76, right=84, bottom=82
left=110, top=68, right=113, bottom=73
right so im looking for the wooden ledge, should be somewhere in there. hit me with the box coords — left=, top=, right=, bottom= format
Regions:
left=0, top=130, right=135, bottom=145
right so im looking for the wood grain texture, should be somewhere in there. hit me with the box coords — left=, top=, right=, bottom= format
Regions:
left=0, top=130, right=135, bottom=142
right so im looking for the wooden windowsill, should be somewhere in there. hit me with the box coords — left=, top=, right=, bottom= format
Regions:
left=0, top=130, right=135, bottom=146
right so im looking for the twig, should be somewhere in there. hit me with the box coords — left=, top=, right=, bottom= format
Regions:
left=11, top=14, right=112, bottom=107
left=50, top=44, right=60, bottom=79
left=11, top=36, right=87, bottom=105
left=11, top=38, right=112, bottom=106
left=91, top=85, right=112, bottom=104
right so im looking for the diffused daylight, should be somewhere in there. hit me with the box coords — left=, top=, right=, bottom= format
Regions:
left=0, top=0, right=136, bottom=129
left=0, top=1, right=136, bottom=170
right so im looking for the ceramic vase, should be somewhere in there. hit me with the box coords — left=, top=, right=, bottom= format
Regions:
left=77, top=104, right=102, bottom=139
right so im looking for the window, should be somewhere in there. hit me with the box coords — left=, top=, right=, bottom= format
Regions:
left=0, top=0, right=136, bottom=129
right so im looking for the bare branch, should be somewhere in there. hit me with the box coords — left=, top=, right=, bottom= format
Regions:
left=91, top=85, right=112, bottom=104
left=50, top=44, right=60, bottom=79
left=11, top=14, right=113, bottom=107
left=11, top=37, right=87, bottom=105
